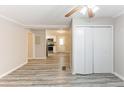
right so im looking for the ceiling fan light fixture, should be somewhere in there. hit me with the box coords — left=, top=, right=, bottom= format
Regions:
left=92, top=6, right=99, bottom=13
left=80, top=6, right=87, bottom=15
left=65, top=5, right=99, bottom=18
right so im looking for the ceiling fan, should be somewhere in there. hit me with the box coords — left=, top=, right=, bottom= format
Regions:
left=65, top=5, right=99, bottom=18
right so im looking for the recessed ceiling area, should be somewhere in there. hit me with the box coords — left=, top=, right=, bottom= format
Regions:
left=0, top=5, right=124, bottom=29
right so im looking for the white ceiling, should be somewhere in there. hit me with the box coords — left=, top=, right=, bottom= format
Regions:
left=0, top=5, right=124, bottom=29
left=0, top=5, right=73, bottom=26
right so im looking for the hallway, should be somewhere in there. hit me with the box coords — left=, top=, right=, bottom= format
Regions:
left=0, top=53, right=124, bottom=87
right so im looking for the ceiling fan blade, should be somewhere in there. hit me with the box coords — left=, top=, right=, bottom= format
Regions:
left=65, top=6, right=83, bottom=17
left=88, top=8, right=94, bottom=18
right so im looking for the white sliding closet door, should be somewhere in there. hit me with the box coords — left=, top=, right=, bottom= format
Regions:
left=73, top=27, right=93, bottom=74
left=73, top=27, right=85, bottom=74
left=85, top=27, right=93, bottom=74
left=93, top=27, right=113, bottom=73
left=72, top=26, right=113, bottom=74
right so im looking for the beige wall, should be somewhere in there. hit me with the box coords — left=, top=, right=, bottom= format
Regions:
left=28, top=32, right=33, bottom=58
left=0, top=17, right=28, bottom=77
left=47, top=30, right=71, bottom=53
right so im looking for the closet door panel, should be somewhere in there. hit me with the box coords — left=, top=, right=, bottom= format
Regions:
left=93, top=28, right=113, bottom=73
left=73, top=27, right=93, bottom=74
left=85, top=28, right=93, bottom=74
left=73, top=27, right=85, bottom=74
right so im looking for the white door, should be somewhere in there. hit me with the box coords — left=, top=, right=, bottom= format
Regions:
left=85, top=27, right=93, bottom=74
left=72, top=26, right=113, bottom=74
left=73, top=27, right=93, bottom=74
left=73, top=27, right=85, bottom=74
left=93, top=27, right=113, bottom=73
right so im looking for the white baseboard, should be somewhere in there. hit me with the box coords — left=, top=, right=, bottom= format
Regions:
left=28, top=57, right=46, bottom=60
left=113, top=72, right=124, bottom=80
left=0, top=62, right=27, bottom=78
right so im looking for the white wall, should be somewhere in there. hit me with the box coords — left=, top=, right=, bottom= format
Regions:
left=114, top=14, right=124, bottom=79
left=72, top=17, right=114, bottom=26
left=0, top=17, right=28, bottom=77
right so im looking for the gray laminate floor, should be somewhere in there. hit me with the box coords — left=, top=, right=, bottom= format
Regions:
left=0, top=53, right=124, bottom=87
